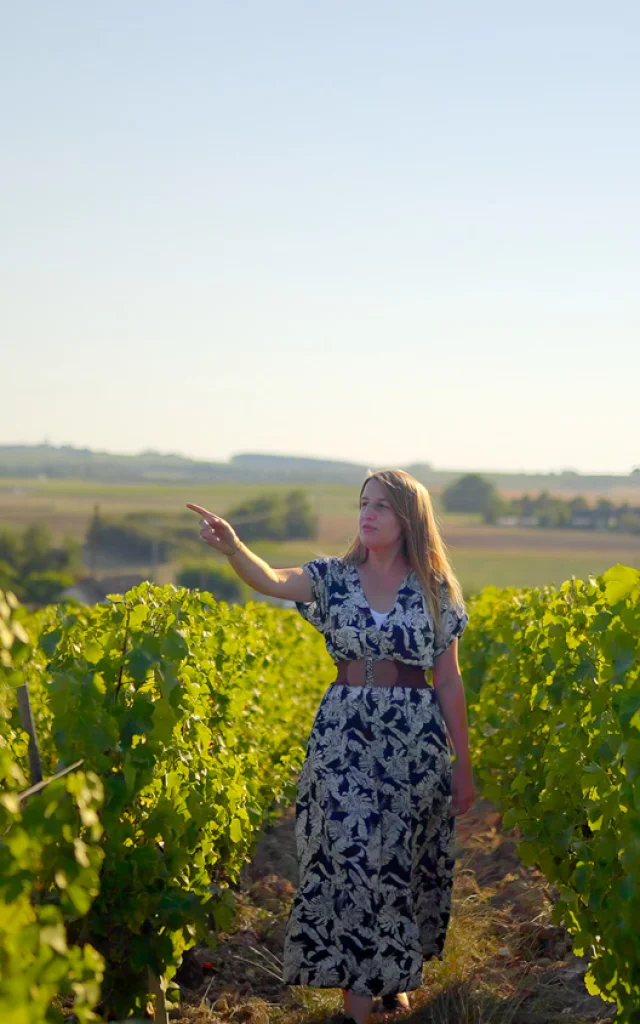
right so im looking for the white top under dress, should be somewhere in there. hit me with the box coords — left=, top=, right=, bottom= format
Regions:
left=369, top=608, right=391, bottom=628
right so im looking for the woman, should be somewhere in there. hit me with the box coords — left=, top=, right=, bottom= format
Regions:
left=187, top=469, right=474, bottom=1024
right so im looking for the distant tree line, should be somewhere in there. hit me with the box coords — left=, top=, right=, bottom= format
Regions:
left=499, top=493, right=640, bottom=532
left=85, top=490, right=318, bottom=566
left=443, top=474, right=640, bottom=533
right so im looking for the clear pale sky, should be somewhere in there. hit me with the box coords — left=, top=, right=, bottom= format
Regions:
left=2, top=1, right=638, bottom=474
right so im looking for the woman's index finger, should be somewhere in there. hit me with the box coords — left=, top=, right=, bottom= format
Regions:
left=186, top=503, right=217, bottom=520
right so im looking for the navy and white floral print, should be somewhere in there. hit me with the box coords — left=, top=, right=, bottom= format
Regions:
left=294, top=556, right=469, bottom=666
left=282, top=556, right=470, bottom=997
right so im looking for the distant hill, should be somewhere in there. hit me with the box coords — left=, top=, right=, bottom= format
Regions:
left=0, top=444, right=638, bottom=492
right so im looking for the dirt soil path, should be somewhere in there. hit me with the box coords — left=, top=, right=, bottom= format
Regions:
left=171, top=796, right=618, bottom=1024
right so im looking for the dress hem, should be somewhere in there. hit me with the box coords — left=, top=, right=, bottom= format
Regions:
left=282, top=949, right=445, bottom=996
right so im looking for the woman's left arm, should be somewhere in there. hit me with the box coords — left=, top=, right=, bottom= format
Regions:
left=432, top=640, right=475, bottom=815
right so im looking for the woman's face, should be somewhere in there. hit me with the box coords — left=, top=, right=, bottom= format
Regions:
left=358, top=479, right=405, bottom=551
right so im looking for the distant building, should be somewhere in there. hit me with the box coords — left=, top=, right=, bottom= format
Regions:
left=570, top=512, right=618, bottom=529
left=519, top=516, right=540, bottom=527
left=496, top=509, right=620, bottom=530
left=497, top=515, right=520, bottom=527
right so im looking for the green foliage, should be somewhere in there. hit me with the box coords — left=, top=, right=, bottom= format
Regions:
left=176, top=560, right=251, bottom=603
left=0, top=527, right=79, bottom=607
left=442, top=473, right=502, bottom=522
left=281, top=488, right=318, bottom=539
left=1, top=582, right=331, bottom=1020
left=0, top=589, right=104, bottom=1023
left=0, top=769, right=106, bottom=1024
left=0, top=589, right=37, bottom=759
left=86, top=507, right=176, bottom=565
left=22, top=570, right=75, bottom=606
left=226, top=488, right=318, bottom=542
left=0, top=559, right=18, bottom=590
left=0, top=588, right=29, bottom=664
left=463, top=564, right=640, bottom=1021
left=0, top=596, right=61, bottom=778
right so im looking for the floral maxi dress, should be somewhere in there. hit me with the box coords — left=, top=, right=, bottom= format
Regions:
left=281, top=556, right=470, bottom=998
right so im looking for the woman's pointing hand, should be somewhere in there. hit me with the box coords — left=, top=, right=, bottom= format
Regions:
left=186, top=503, right=240, bottom=556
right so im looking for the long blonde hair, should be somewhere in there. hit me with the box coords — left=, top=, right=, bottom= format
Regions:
left=341, top=469, right=466, bottom=639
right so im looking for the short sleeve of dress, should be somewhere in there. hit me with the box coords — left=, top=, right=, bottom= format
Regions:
left=432, top=579, right=470, bottom=660
left=295, top=557, right=332, bottom=634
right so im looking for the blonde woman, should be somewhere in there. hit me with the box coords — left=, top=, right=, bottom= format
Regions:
left=187, top=469, right=474, bottom=1024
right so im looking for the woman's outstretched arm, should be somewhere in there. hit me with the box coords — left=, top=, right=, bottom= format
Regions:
left=186, top=501, right=313, bottom=602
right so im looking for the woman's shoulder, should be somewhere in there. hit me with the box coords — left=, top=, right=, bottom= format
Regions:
left=304, top=554, right=344, bottom=567
left=302, top=553, right=345, bottom=581
left=407, top=569, right=452, bottom=608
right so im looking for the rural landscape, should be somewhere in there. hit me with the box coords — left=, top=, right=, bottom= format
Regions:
left=2, top=445, right=639, bottom=610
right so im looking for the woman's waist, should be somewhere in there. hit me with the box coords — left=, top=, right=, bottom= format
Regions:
left=331, top=656, right=431, bottom=688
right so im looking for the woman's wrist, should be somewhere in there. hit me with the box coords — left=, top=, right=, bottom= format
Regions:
left=225, top=537, right=242, bottom=557
left=453, top=749, right=472, bottom=770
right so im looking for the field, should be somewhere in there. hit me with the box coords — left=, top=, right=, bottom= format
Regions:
left=1, top=477, right=639, bottom=596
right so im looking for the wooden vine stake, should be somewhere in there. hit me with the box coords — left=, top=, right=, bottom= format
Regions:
left=16, top=683, right=43, bottom=785
left=147, top=967, right=168, bottom=1024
